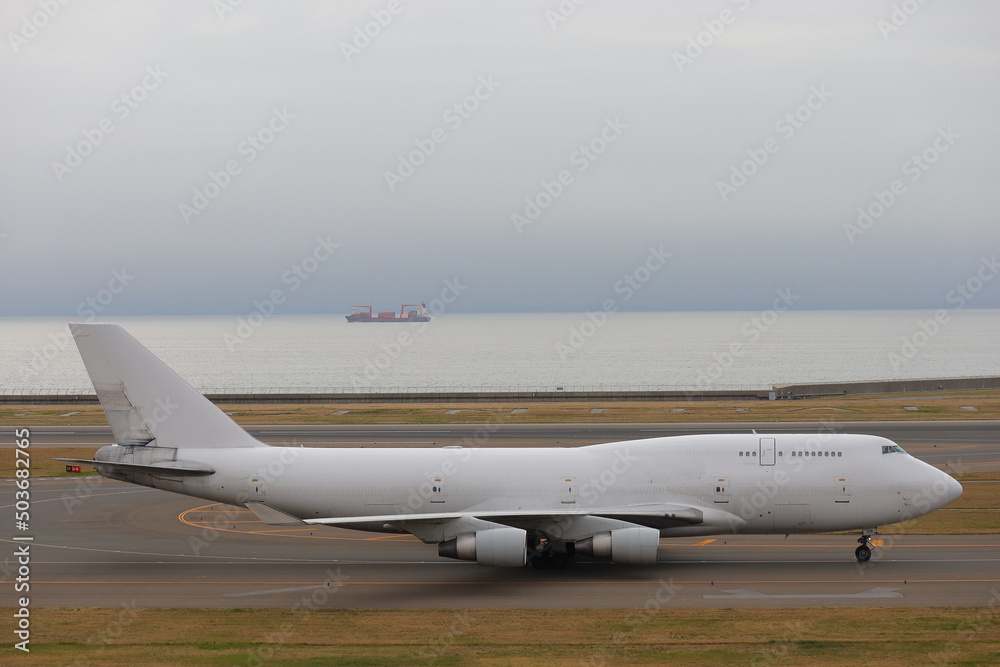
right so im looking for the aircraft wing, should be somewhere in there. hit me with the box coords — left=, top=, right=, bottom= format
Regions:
left=305, top=503, right=734, bottom=533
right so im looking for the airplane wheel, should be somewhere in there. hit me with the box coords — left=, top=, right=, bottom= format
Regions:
left=550, top=553, right=569, bottom=570
left=855, top=545, right=872, bottom=562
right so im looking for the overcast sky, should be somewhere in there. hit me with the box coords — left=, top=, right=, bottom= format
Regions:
left=1, top=1, right=997, bottom=316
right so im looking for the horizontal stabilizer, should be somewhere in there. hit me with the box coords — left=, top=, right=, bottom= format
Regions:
left=245, top=502, right=306, bottom=526
left=53, top=457, right=216, bottom=477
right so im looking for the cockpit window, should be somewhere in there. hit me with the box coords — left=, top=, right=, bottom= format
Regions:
left=881, top=445, right=906, bottom=454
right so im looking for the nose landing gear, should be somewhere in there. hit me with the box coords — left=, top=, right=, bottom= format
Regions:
left=855, top=527, right=877, bottom=562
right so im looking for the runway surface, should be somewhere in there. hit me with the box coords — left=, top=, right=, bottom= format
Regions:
left=3, top=421, right=998, bottom=608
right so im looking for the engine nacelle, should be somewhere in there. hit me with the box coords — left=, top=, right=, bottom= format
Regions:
left=438, top=527, right=527, bottom=567
left=575, top=526, right=660, bottom=565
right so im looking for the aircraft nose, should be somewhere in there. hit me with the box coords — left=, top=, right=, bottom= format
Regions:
left=947, top=475, right=963, bottom=504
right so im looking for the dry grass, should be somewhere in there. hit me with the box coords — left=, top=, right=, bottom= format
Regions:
left=0, top=446, right=100, bottom=478
left=879, top=509, right=1000, bottom=534
left=947, top=477, right=1000, bottom=509
left=16, top=607, right=1000, bottom=666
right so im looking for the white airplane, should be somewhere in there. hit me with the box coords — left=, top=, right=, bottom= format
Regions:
left=58, top=323, right=963, bottom=569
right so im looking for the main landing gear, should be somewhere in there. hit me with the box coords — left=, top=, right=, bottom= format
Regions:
left=529, top=550, right=570, bottom=570
left=855, top=527, right=877, bottom=562
left=528, top=538, right=572, bottom=570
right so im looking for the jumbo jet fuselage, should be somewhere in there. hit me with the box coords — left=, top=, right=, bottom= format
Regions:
left=64, top=323, right=962, bottom=568
left=91, top=432, right=959, bottom=541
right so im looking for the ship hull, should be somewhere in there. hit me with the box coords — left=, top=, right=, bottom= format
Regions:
left=345, top=315, right=431, bottom=322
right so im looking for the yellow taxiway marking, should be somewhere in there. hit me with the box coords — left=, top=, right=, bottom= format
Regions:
left=693, top=539, right=718, bottom=546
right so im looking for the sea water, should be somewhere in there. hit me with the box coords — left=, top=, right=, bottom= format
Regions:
left=1, top=310, right=997, bottom=394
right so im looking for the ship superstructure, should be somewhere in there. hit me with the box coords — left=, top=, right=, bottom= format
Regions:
left=346, top=303, right=430, bottom=322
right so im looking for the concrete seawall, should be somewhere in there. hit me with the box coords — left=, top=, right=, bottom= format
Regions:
left=0, top=389, right=771, bottom=405
left=2, top=377, right=997, bottom=405
left=774, top=376, right=1000, bottom=399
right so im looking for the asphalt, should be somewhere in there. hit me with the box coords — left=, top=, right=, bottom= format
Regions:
left=2, top=421, right=998, bottom=608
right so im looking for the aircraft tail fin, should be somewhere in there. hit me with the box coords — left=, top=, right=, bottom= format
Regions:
left=70, top=323, right=262, bottom=449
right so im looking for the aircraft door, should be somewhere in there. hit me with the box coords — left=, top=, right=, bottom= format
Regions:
left=714, top=478, right=730, bottom=504
left=836, top=476, right=850, bottom=503
left=759, top=438, right=776, bottom=466
left=248, top=475, right=265, bottom=501
left=561, top=476, right=577, bottom=504
left=430, top=476, right=446, bottom=503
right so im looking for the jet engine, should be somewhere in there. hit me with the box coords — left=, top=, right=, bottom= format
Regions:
left=438, top=527, right=527, bottom=567
left=574, top=526, right=660, bottom=565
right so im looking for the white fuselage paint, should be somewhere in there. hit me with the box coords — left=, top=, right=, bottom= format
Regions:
left=101, top=432, right=959, bottom=539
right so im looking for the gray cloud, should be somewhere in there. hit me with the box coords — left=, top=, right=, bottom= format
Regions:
left=1, top=1, right=997, bottom=316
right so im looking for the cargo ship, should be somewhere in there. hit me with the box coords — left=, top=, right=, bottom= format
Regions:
left=345, top=303, right=430, bottom=322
